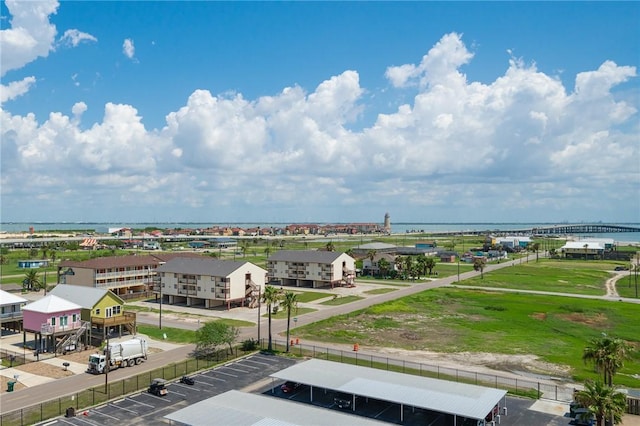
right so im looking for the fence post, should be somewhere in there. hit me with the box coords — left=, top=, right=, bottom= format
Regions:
left=122, top=378, right=125, bottom=396
left=537, top=382, right=540, bottom=399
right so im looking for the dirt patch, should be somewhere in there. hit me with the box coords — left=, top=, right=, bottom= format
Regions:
left=530, top=312, right=547, bottom=321
left=60, top=347, right=100, bottom=364
left=557, top=312, right=608, bottom=326
left=1, top=375, right=26, bottom=393
left=369, top=346, right=572, bottom=379
left=15, top=362, right=74, bottom=379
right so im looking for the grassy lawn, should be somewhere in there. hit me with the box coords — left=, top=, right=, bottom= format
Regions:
left=137, top=325, right=196, bottom=344
left=617, top=275, right=639, bottom=299
left=265, top=307, right=316, bottom=319
left=292, top=291, right=333, bottom=303
left=363, top=288, right=398, bottom=295
left=294, top=287, right=640, bottom=387
left=462, top=259, right=613, bottom=295
left=320, top=295, right=364, bottom=305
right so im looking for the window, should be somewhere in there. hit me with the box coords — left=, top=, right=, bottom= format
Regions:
left=51, top=317, right=56, bottom=326
left=211, top=288, right=214, bottom=292
left=211, top=276, right=215, bottom=281
left=174, top=284, right=177, bottom=289
left=72, top=314, right=77, bottom=322
left=95, top=308, right=100, bottom=315
left=60, top=316, right=68, bottom=326
left=197, top=286, right=201, bottom=291
left=113, top=306, right=121, bottom=315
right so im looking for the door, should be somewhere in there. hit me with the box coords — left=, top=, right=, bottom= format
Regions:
left=105, top=307, right=112, bottom=318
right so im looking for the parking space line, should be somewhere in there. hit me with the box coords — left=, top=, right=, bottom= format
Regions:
left=224, top=366, right=251, bottom=373
left=88, top=409, right=120, bottom=421
left=168, top=389, right=187, bottom=397
left=235, top=362, right=260, bottom=370
left=108, top=402, right=138, bottom=415
left=173, top=382, right=198, bottom=390
left=216, top=369, right=239, bottom=377
left=145, top=393, right=171, bottom=402
left=126, top=396, right=154, bottom=408
left=68, top=416, right=101, bottom=426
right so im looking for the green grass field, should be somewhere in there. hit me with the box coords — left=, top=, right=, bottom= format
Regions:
left=461, top=259, right=615, bottom=295
left=294, top=287, right=640, bottom=387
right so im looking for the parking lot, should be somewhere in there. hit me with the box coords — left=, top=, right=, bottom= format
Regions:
left=42, top=353, right=577, bottom=426
left=43, top=354, right=297, bottom=426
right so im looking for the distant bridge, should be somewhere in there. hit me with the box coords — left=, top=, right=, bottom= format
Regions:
left=427, top=224, right=640, bottom=237
left=526, top=224, right=640, bottom=235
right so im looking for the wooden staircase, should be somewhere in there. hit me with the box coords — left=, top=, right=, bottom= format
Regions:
left=56, top=320, right=89, bottom=354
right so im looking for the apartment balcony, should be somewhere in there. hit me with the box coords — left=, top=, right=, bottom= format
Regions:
left=178, top=288, right=197, bottom=296
left=0, top=311, right=23, bottom=320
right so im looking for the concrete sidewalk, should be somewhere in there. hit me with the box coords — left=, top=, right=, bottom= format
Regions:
left=0, top=366, right=54, bottom=387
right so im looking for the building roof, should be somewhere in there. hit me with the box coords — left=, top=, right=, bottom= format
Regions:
left=268, top=250, right=348, bottom=264
left=58, top=252, right=207, bottom=269
left=49, top=285, right=123, bottom=309
left=270, top=359, right=506, bottom=421
left=0, top=289, right=27, bottom=306
left=164, top=390, right=384, bottom=426
left=355, top=242, right=396, bottom=250
left=561, top=242, right=605, bottom=250
left=156, top=257, right=265, bottom=277
left=22, top=295, right=81, bottom=313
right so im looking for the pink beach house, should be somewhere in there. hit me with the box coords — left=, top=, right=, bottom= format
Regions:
left=22, top=295, right=83, bottom=354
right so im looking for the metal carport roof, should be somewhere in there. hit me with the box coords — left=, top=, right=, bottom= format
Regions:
left=164, top=390, right=386, bottom=426
left=269, top=358, right=507, bottom=421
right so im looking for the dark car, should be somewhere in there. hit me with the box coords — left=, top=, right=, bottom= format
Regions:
left=614, top=266, right=628, bottom=271
left=148, top=378, right=168, bottom=396
left=333, top=393, right=352, bottom=409
left=280, top=381, right=301, bottom=393
left=180, top=376, right=195, bottom=385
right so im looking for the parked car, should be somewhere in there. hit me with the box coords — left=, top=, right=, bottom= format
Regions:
left=180, top=376, right=195, bottom=385
left=333, top=393, right=352, bottom=409
left=148, top=378, right=168, bottom=396
left=280, top=381, right=301, bottom=393
left=614, top=266, right=629, bottom=271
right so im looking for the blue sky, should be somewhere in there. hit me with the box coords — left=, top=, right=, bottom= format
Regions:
left=1, top=1, right=639, bottom=224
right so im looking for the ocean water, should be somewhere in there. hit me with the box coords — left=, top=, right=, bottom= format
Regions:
left=1, top=222, right=639, bottom=242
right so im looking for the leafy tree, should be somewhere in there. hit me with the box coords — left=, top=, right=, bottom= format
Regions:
left=262, top=285, right=281, bottom=351
left=29, top=248, right=38, bottom=258
left=195, top=321, right=239, bottom=356
left=473, top=257, right=487, bottom=279
left=23, top=270, right=42, bottom=291
left=378, top=257, right=390, bottom=278
left=281, top=291, right=299, bottom=352
left=574, top=380, right=627, bottom=426
left=583, top=335, right=633, bottom=386
left=325, top=241, right=335, bottom=252
left=424, top=257, right=436, bottom=275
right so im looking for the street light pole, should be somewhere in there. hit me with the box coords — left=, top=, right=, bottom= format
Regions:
left=104, top=335, right=109, bottom=394
left=257, top=286, right=261, bottom=345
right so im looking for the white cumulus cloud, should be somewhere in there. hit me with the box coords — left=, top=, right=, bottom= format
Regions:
left=123, top=38, right=135, bottom=59
left=0, top=76, right=36, bottom=103
left=59, top=29, right=97, bottom=47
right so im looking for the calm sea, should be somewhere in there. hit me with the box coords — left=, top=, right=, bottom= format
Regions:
left=1, top=222, right=639, bottom=243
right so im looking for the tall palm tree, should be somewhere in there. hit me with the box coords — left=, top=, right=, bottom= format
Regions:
left=531, top=242, right=540, bottom=262
left=574, top=380, right=627, bottom=426
left=366, top=250, right=377, bottom=275
left=425, top=257, right=436, bottom=276
left=23, top=270, right=41, bottom=291
left=583, top=335, right=633, bottom=386
left=263, top=246, right=271, bottom=258
left=281, top=291, right=299, bottom=352
left=262, top=285, right=281, bottom=352
left=378, top=257, right=390, bottom=278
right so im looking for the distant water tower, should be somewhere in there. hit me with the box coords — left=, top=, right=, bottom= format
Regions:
left=384, top=212, right=391, bottom=233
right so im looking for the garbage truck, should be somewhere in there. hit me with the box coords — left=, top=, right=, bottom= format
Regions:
left=87, top=337, right=148, bottom=374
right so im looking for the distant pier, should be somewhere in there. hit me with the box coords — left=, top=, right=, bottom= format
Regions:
left=426, top=224, right=640, bottom=237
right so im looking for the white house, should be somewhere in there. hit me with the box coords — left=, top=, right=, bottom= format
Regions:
left=0, top=289, right=27, bottom=332
left=156, top=257, right=267, bottom=310
left=560, top=241, right=605, bottom=259
left=267, top=250, right=355, bottom=288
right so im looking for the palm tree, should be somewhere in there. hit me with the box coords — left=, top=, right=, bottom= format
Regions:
left=473, top=257, right=486, bottom=279
left=281, top=291, right=299, bottom=352
left=583, top=335, right=633, bottom=386
left=425, top=257, right=436, bottom=276
left=574, top=380, right=627, bottom=426
left=531, top=242, right=540, bottom=262
left=23, top=270, right=41, bottom=291
left=366, top=250, right=377, bottom=276
left=325, top=241, right=335, bottom=252
left=378, top=257, right=390, bottom=278
left=262, top=285, right=281, bottom=352
left=264, top=246, right=271, bottom=258
left=241, top=241, right=250, bottom=258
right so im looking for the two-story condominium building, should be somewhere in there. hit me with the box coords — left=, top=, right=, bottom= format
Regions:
left=267, top=250, right=356, bottom=288
left=0, top=289, right=27, bottom=333
left=57, top=253, right=205, bottom=297
left=156, top=257, right=267, bottom=310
